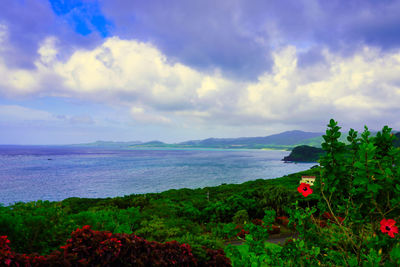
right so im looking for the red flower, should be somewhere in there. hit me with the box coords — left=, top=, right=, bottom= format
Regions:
left=380, top=219, right=398, bottom=238
left=82, top=225, right=91, bottom=230
left=297, top=183, right=313, bottom=197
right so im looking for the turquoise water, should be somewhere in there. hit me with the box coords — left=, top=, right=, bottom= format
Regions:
left=0, top=146, right=315, bottom=205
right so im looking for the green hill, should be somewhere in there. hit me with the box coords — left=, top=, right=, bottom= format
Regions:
left=282, top=145, right=324, bottom=162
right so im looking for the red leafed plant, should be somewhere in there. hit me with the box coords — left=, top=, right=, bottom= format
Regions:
left=321, top=212, right=345, bottom=225
left=236, top=229, right=250, bottom=239
left=62, top=225, right=198, bottom=266
left=268, top=225, right=281, bottom=235
left=276, top=216, right=289, bottom=226
left=0, top=236, right=14, bottom=266
left=251, top=218, right=264, bottom=226
left=1, top=226, right=232, bottom=266
left=202, top=248, right=232, bottom=267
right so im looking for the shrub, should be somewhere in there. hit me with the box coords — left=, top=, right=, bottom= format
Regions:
left=0, top=226, right=232, bottom=266
left=232, top=210, right=249, bottom=226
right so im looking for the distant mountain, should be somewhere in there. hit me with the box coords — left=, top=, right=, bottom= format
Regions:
left=135, top=141, right=166, bottom=147
left=71, top=130, right=325, bottom=150
left=70, top=141, right=143, bottom=148
left=179, top=130, right=323, bottom=147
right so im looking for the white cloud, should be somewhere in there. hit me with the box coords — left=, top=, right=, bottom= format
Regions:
left=240, top=46, right=400, bottom=128
left=0, top=35, right=400, bottom=131
left=37, top=37, right=58, bottom=66
left=0, top=105, right=56, bottom=122
left=130, top=106, right=171, bottom=125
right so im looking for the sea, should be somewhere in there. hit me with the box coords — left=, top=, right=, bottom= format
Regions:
left=0, top=146, right=316, bottom=206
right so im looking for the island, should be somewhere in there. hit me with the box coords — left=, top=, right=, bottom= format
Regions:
left=282, top=145, right=324, bottom=162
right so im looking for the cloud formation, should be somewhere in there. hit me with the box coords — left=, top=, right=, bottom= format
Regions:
left=0, top=0, right=104, bottom=70
left=1, top=34, right=400, bottom=132
left=100, top=0, right=400, bottom=79
left=1, top=0, right=400, bottom=143
left=0, top=105, right=57, bottom=122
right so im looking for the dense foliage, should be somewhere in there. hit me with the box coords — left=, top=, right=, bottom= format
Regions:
left=225, top=119, right=400, bottom=266
left=393, top=132, right=400, bottom=148
left=1, top=226, right=231, bottom=266
left=283, top=145, right=325, bottom=162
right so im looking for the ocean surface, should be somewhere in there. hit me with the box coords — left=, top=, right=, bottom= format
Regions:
left=0, top=146, right=316, bottom=205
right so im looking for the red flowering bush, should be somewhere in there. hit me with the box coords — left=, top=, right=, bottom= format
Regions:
left=297, top=183, right=313, bottom=197
left=276, top=216, right=289, bottom=226
left=0, top=236, right=14, bottom=266
left=380, top=219, right=399, bottom=238
left=234, top=225, right=249, bottom=239
left=60, top=225, right=124, bottom=265
left=321, top=212, right=344, bottom=225
left=321, top=211, right=332, bottom=220
left=268, top=225, right=280, bottom=235
left=61, top=225, right=198, bottom=266
left=251, top=218, right=263, bottom=226
left=202, top=248, right=232, bottom=267
left=0, top=226, right=232, bottom=266
left=319, top=220, right=327, bottom=228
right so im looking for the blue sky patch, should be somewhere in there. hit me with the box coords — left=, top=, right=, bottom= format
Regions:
left=49, top=0, right=113, bottom=37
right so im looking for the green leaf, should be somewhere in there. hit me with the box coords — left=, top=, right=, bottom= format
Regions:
left=348, top=258, right=358, bottom=267
left=385, top=168, right=393, bottom=176
left=395, top=184, right=400, bottom=192
left=367, top=183, right=381, bottom=194
left=354, top=161, right=364, bottom=169
left=390, top=246, right=400, bottom=262
left=354, top=176, right=367, bottom=185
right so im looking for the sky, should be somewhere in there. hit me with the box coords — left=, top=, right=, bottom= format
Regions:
left=1, top=0, right=400, bottom=144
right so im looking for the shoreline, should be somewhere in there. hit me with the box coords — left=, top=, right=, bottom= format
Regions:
left=1, top=167, right=317, bottom=207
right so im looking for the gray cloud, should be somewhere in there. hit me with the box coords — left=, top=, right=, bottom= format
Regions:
left=2, top=0, right=400, bottom=79
left=99, top=0, right=400, bottom=80
left=0, top=0, right=105, bottom=70
left=100, top=0, right=273, bottom=80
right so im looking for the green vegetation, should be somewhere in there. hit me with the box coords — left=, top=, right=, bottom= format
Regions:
left=1, top=120, right=399, bottom=266
left=0, top=167, right=318, bottom=263
left=284, top=132, right=400, bottom=163
left=226, top=120, right=400, bottom=266
left=393, top=132, right=400, bottom=147
left=283, top=145, right=325, bottom=162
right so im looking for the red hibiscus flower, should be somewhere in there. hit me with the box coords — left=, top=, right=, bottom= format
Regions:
left=297, top=183, right=313, bottom=197
left=380, top=219, right=398, bottom=238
